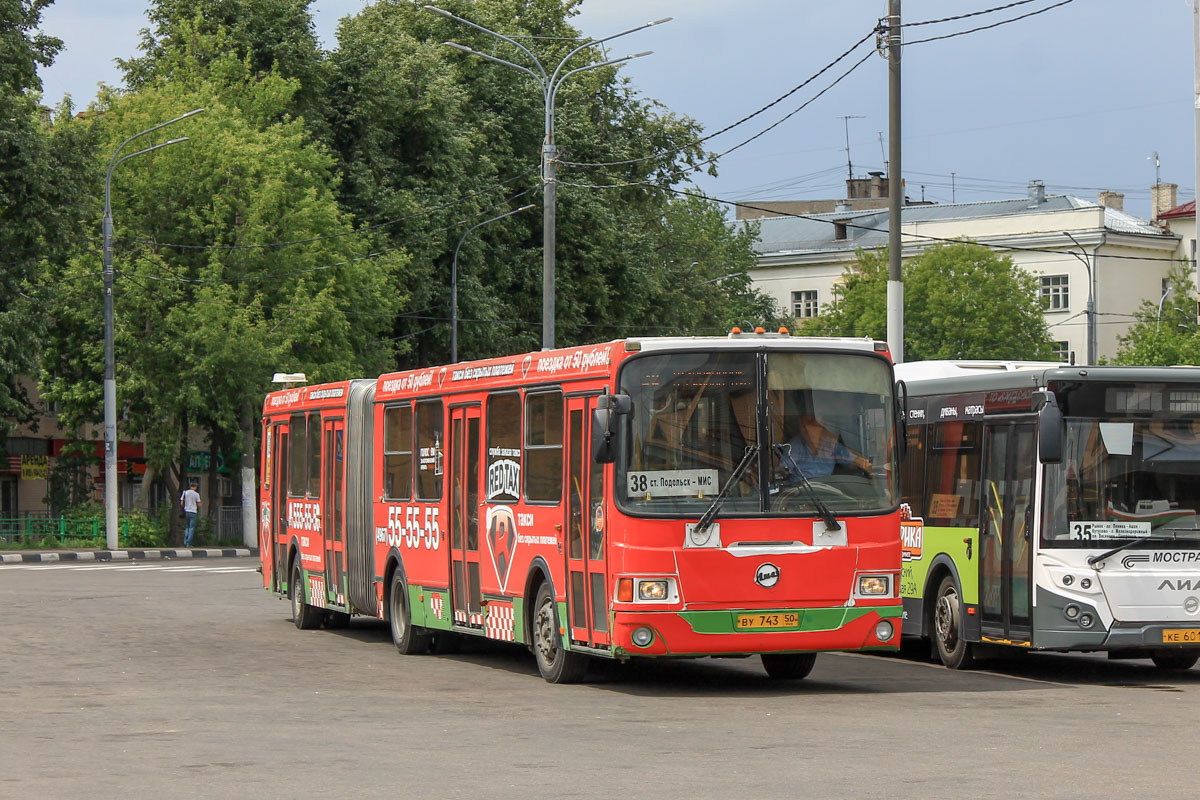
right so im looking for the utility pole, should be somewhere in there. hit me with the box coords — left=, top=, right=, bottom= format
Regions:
left=1194, top=0, right=1199, bottom=295
left=838, top=114, right=864, bottom=188
left=885, top=0, right=903, bottom=363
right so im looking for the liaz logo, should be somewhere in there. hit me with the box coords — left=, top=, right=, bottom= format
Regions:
left=1122, top=554, right=1151, bottom=569
left=755, top=562, right=780, bottom=588
left=1158, top=579, right=1200, bottom=591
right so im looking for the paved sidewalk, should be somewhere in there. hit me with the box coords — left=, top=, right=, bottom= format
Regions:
left=0, top=547, right=259, bottom=564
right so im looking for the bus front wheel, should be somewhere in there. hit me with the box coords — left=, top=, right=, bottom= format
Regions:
left=1152, top=651, right=1199, bottom=671
left=532, top=582, right=587, bottom=684
left=761, top=652, right=817, bottom=680
left=933, top=575, right=976, bottom=669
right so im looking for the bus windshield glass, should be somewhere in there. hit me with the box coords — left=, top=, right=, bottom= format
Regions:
left=618, top=350, right=897, bottom=516
left=1043, top=414, right=1200, bottom=545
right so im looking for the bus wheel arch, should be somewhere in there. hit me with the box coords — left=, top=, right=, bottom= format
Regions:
left=385, top=551, right=429, bottom=655
left=932, top=573, right=976, bottom=669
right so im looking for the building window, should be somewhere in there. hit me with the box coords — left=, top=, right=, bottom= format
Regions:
left=1040, top=275, right=1069, bottom=311
left=1052, top=340, right=1070, bottom=363
left=792, top=289, right=819, bottom=319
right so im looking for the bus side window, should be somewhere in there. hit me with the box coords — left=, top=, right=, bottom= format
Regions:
left=415, top=400, right=444, bottom=500
left=900, top=425, right=926, bottom=511
left=925, top=421, right=982, bottom=526
left=383, top=404, right=413, bottom=501
left=525, top=391, right=563, bottom=503
left=307, top=412, right=322, bottom=498
left=288, top=412, right=307, bottom=497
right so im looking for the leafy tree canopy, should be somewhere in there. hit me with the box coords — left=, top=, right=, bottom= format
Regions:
left=41, top=41, right=407, bottom=476
left=800, top=241, right=1056, bottom=361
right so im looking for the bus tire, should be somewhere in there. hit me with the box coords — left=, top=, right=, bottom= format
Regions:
left=388, top=570, right=430, bottom=655
left=532, top=582, right=587, bottom=684
left=290, top=560, right=320, bottom=630
left=761, top=652, right=817, bottom=680
left=933, top=575, right=975, bottom=669
left=1151, top=651, right=1199, bottom=671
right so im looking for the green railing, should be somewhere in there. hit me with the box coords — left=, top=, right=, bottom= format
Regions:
left=0, top=517, right=129, bottom=547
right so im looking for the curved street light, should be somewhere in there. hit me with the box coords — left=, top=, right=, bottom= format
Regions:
left=427, top=5, right=668, bottom=351
left=451, top=204, right=536, bottom=362
left=103, top=108, right=204, bottom=550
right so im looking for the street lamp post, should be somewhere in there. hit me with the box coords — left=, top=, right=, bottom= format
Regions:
left=1063, top=231, right=1097, bottom=366
left=427, top=5, right=668, bottom=351
left=103, top=108, right=204, bottom=551
left=450, top=204, right=536, bottom=362
left=1158, top=284, right=1173, bottom=331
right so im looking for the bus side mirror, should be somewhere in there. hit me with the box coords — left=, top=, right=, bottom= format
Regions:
left=1035, top=390, right=1063, bottom=464
left=592, top=393, right=631, bottom=464
left=895, top=380, right=908, bottom=460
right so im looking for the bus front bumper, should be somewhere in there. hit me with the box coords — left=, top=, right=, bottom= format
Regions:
left=610, top=603, right=903, bottom=657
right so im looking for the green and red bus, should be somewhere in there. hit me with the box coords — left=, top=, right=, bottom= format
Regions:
left=260, top=331, right=904, bottom=682
left=895, top=361, right=1200, bottom=671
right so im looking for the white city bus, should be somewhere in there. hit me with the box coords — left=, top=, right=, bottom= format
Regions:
left=894, top=361, right=1200, bottom=670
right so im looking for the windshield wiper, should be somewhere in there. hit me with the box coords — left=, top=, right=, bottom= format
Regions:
left=1087, top=531, right=1180, bottom=568
left=773, top=443, right=842, bottom=532
left=693, top=444, right=759, bottom=535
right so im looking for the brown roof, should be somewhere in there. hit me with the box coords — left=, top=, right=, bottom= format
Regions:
left=1159, top=199, right=1195, bottom=220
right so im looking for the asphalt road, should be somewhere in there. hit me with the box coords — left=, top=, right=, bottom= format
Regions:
left=1, top=559, right=1196, bottom=799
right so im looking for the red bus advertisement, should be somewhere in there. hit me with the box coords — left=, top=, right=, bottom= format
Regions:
left=259, top=332, right=904, bottom=682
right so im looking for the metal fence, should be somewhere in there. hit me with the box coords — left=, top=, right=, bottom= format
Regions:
left=217, top=505, right=244, bottom=542
left=0, top=516, right=128, bottom=547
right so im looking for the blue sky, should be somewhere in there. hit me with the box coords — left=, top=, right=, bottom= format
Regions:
left=35, top=0, right=1197, bottom=220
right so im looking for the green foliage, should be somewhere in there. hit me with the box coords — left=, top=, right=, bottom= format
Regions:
left=41, top=35, right=406, bottom=481
left=0, top=1, right=99, bottom=442
left=800, top=242, right=1056, bottom=361
left=122, top=509, right=168, bottom=548
left=326, top=0, right=776, bottom=359
left=1112, top=262, right=1200, bottom=366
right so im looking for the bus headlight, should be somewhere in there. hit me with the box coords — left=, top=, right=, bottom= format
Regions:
left=638, top=580, right=669, bottom=601
left=857, top=575, right=891, bottom=596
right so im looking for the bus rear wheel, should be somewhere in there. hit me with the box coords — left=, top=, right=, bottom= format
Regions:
left=933, top=575, right=975, bottom=669
left=761, top=652, right=817, bottom=680
left=290, top=561, right=320, bottom=630
left=532, top=582, right=587, bottom=684
left=388, top=571, right=430, bottom=655
left=1152, top=651, right=1199, bottom=671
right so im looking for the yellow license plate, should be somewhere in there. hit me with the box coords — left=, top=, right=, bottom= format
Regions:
left=736, top=612, right=799, bottom=630
left=1162, top=629, right=1200, bottom=644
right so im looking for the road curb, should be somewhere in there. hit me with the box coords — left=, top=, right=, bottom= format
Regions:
left=0, top=548, right=258, bottom=564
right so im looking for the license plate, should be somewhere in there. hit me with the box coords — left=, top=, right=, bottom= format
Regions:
left=1162, top=629, right=1200, bottom=644
left=736, top=612, right=799, bottom=630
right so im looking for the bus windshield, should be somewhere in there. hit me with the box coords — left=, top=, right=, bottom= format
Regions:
left=1043, top=417, right=1200, bottom=545
left=618, top=350, right=897, bottom=517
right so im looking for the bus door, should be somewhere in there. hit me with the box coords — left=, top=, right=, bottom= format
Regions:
left=565, top=395, right=610, bottom=648
left=269, top=422, right=289, bottom=594
left=450, top=404, right=483, bottom=628
left=980, top=420, right=1036, bottom=642
left=322, top=417, right=345, bottom=606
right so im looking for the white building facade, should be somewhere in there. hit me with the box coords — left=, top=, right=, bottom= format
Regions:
left=744, top=183, right=1183, bottom=364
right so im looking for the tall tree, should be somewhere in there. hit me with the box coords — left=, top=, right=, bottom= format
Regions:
left=326, top=0, right=775, bottom=362
left=1112, top=263, right=1199, bottom=365
left=801, top=242, right=1056, bottom=361
left=41, top=44, right=406, bottom=537
left=118, top=0, right=328, bottom=129
left=0, top=0, right=98, bottom=442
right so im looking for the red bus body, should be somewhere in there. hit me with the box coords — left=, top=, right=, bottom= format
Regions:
left=260, top=335, right=903, bottom=681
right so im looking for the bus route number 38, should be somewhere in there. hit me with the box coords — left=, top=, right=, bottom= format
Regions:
left=380, top=505, right=441, bottom=550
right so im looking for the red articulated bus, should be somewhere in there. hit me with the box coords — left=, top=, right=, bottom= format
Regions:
left=259, top=331, right=904, bottom=683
